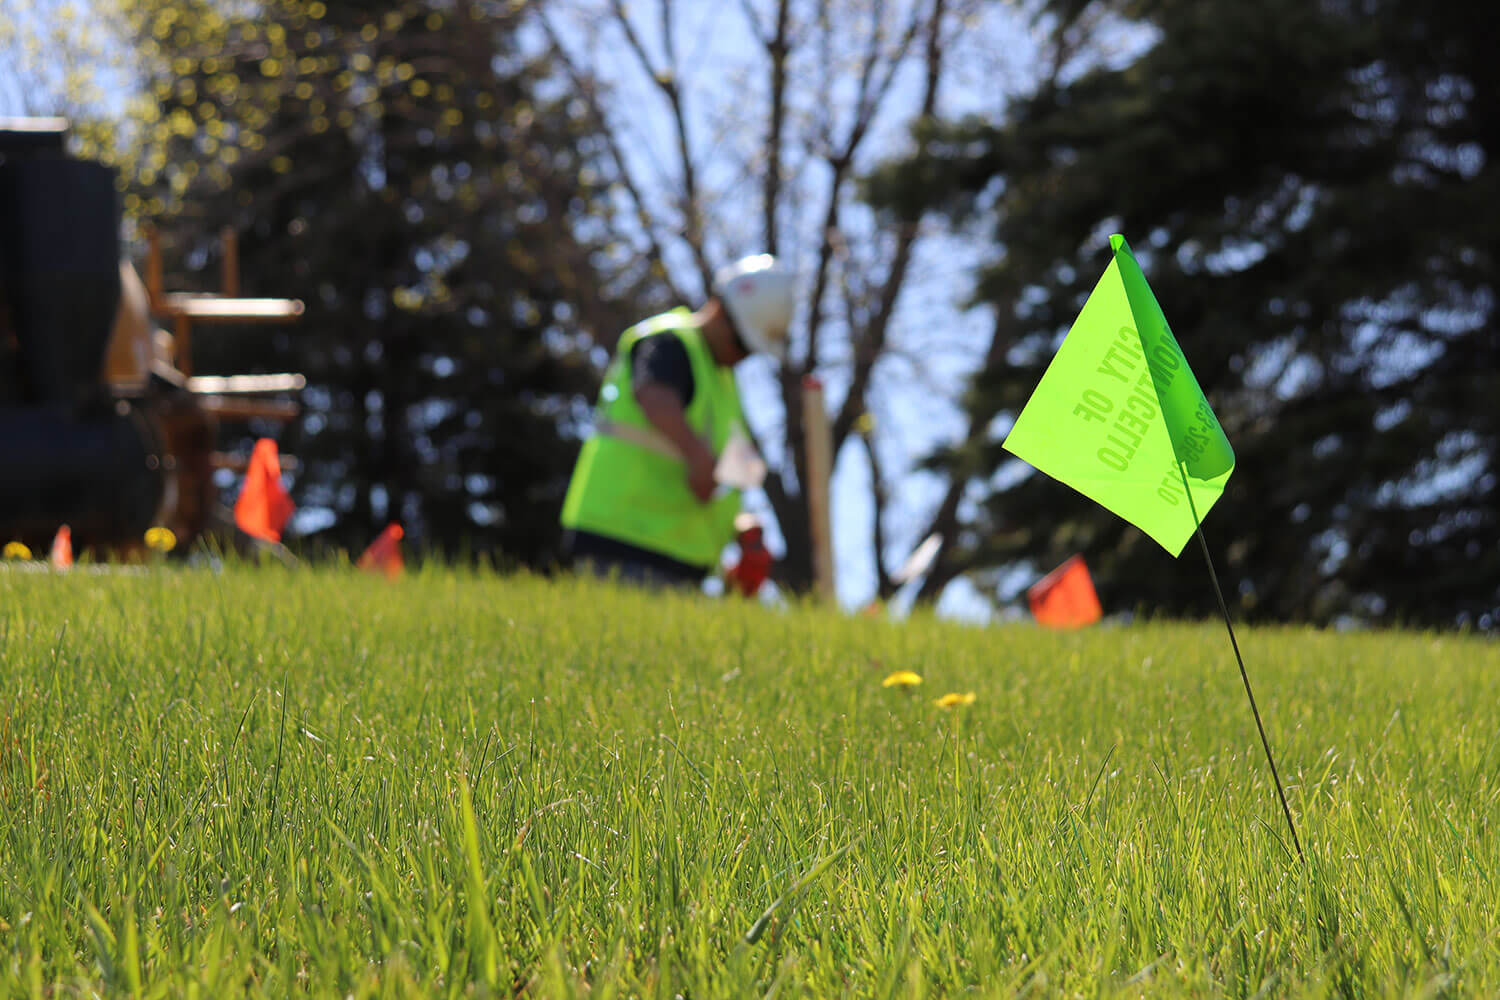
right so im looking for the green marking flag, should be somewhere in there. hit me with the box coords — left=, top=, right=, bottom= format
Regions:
left=1003, top=235, right=1234, bottom=556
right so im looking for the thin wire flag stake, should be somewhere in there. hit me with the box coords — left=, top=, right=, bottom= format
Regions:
left=1002, top=233, right=1305, bottom=864
left=1182, top=469, right=1304, bottom=863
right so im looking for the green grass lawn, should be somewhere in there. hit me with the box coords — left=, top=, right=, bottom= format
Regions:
left=1, top=564, right=1497, bottom=997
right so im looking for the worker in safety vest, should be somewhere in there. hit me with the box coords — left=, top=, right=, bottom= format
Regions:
left=560, top=254, right=794, bottom=586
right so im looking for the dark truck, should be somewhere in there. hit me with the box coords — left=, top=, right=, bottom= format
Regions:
left=0, top=117, right=171, bottom=551
left=0, top=118, right=301, bottom=554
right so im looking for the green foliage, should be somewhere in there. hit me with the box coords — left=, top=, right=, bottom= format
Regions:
left=114, top=0, right=647, bottom=561
left=2, top=564, right=1498, bottom=995
left=868, top=0, right=1500, bottom=626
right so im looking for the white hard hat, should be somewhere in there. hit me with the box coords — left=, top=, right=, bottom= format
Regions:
left=713, top=254, right=794, bottom=361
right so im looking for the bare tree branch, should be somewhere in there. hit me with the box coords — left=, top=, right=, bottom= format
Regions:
left=801, top=0, right=927, bottom=376
left=846, top=0, right=887, bottom=149
left=732, top=0, right=770, bottom=46
left=659, top=0, right=677, bottom=69
left=860, top=426, right=896, bottom=598
left=763, top=0, right=792, bottom=256
left=830, top=0, right=947, bottom=458
left=609, top=0, right=715, bottom=296
left=813, top=0, right=835, bottom=153
left=843, top=1, right=927, bottom=158
left=537, top=10, right=688, bottom=307
left=610, top=0, right=664, bottom=80
left=799, top=165, right=849, bottom=373
left=835, top=267, right=895, bottom=600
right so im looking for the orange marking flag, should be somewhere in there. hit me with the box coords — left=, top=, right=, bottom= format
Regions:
left=49, top=525, right=73, bottom=570
left=358, top=523, right=404, bottom=580
left=234, top=438, right=296, bottom=543
left=1028, top=555, right=1102, bottom=628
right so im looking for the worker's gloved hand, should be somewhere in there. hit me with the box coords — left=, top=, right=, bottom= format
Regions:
left=686, top=439, right=717, bottom=502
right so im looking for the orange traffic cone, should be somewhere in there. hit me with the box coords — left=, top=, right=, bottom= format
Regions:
left=1028, top=555, right=1102, bottom=628
left=357, top=523, right=404, bottom=580
left=234, top=438, right=296, bottom=543
left=49, top=525, right=73, bottom=570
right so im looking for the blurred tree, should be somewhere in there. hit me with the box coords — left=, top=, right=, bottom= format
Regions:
left=867, top=0, right=1500, bottom=625
left=119, top=0, right=647, bottom=563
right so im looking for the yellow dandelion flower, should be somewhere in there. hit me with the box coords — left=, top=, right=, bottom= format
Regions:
left=3, top=541, right=32, bottom=560
left=144, top=527, right=177, bottom=553
left=881, top=670, right=923, bottom=688
left=934, top=691, right=977, bottom=709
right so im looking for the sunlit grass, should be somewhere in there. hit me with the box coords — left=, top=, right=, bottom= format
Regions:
left=1, top=564, right=1497, bottom=996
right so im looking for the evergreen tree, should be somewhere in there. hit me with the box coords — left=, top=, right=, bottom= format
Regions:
left=123, top=0, right=643, bottom=562
left=868, top=0, right=1500, bottom=625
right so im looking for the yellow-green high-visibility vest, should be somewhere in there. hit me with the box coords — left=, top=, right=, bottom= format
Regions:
left=560, top=309, right=743, bottom=569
